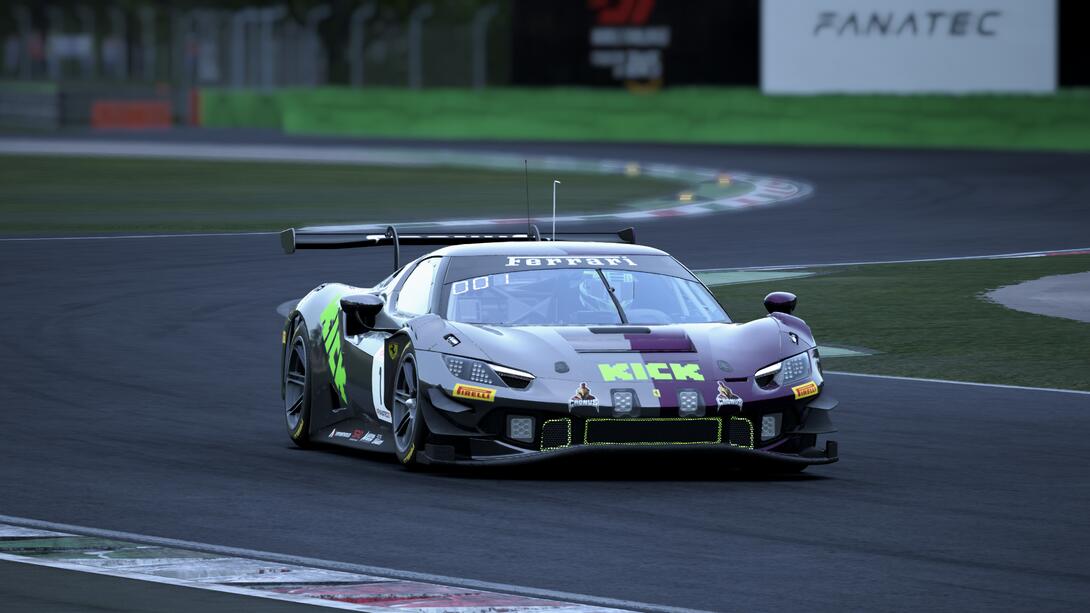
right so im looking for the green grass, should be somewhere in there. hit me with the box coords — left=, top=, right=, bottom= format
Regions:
left=201, top=87, right=1090, bottom=151
left=710, top=255, right=1090, bottom=391
left=0, top=155, right=683, bottom=234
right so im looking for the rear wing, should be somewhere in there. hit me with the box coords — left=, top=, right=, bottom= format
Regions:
left=280, top=224, right=637, bottom=269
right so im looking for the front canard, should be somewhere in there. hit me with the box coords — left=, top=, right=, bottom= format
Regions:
left=452, top=383, right=496, bottom=402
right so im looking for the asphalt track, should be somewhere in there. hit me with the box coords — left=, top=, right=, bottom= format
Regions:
left=2, top=131, right=1090, bottom=612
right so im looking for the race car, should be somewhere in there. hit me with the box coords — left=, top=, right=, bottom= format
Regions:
left=279, top=225, right=838, bottom=469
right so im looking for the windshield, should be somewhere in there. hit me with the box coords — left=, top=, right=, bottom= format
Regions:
left=443, top=268, right=729, bottom=326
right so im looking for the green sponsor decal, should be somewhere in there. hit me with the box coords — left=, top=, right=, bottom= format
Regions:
left=597, top=362, right=705, bottom=382
left=320, top=294, right=348, bottom=404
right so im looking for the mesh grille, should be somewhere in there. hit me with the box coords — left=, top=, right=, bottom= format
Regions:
left=540, top=419, right=572, bottom=450
left=728, top=417, right=753, bottom=448
left=584, top=418, right=721, bottom=446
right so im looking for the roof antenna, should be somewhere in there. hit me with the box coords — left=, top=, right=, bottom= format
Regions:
left=552, top=179, right=561, bottom=241
left=524, top=160, right=531, bottom=239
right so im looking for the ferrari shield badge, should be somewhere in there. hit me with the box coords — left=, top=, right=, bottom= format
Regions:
left=716, top=380, right=743, bottom=410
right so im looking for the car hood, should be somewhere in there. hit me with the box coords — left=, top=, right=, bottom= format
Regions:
left=439, top=318, right=815, bottom=403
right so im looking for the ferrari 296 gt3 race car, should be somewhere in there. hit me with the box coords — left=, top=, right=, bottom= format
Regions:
left=279, top=225, right=838, bottom=470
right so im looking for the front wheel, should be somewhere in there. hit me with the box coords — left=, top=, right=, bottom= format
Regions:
left=284, top=323, right=313, bottom=448
left=391, top=346, right=430, bottom=466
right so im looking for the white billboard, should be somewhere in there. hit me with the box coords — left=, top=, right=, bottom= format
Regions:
left=762, top=0, right=1056, bottom=93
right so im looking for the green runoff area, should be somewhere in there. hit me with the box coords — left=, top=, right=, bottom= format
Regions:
left=201, top=87, right=1090, bottom=151
left=0, top=155, right=687, bottom=234
left=704, top=255, right=1090, bottom=392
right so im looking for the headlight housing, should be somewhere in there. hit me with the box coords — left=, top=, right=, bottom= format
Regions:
left=443, top=355, right=534, bottom=389
left=754, top=351, right=812, bottom=389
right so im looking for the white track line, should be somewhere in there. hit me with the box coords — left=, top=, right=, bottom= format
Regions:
left=827, top=371, right=1090, bottom=396
left=0, top=514, right=712, bottom=613
left=699, top=246, right=1090, bottom=271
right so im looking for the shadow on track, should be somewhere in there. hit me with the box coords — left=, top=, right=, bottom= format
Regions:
left=311, top=443, right=829, bottom=483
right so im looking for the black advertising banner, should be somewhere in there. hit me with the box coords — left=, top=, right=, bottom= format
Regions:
left=511, top=0, right=759, bottom=88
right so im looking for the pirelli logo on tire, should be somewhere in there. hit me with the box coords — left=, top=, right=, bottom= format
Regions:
left=452, top=384, right=496, bottom=402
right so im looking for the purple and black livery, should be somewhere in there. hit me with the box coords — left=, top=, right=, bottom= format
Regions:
left=279, top=225, right=838, bottom=470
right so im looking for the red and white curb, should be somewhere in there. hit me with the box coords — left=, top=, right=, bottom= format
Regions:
left=0, top=519, right=705, bottom=612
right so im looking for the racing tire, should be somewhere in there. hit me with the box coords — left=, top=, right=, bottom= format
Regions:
left=284, top=321, right=314, bottom=449
left=391, top=344, right=430, bottom=468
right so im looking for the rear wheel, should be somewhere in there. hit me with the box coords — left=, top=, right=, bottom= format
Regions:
left=284, top=324, right=313, bottom=448
left=391, top=346, right=429, bottom=466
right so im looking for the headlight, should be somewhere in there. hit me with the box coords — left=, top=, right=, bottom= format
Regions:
left=781, top=352, right=811, bottom=382
left=754, top=352, right=812, bottom=389
left=443, top=355, right=534, bottom=389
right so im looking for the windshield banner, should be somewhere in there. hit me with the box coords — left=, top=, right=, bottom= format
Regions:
left=443, top=254, right=694, bottom=284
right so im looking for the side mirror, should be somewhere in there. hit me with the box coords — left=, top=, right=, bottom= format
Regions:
left=341, top=294, right=384, bottom=335
left=763, top=291, right=797, bottom=315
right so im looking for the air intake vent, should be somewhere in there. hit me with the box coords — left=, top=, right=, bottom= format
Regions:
left=540, top=419, right=572, bottom=451
left=498, top=373, right=533, bottom=389
left=588, top=327, right=651, bottom=334
left=728, top=417, right=754, bottom=448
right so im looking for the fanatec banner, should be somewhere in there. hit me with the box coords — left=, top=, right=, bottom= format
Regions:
left=761, top=0, right=1057, bottom=93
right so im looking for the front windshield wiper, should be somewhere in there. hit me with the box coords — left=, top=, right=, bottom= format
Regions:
left=596, top=269, right=629, bottom=324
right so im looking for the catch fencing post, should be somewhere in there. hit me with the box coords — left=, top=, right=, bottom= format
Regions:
left=172, top=10, right=190, bottom=124
left=471, top=4, right=498, bottom=89
left=304, top=5, right=331, bottom=87
left=229, top=9, right=252, bottom=87
left=13, top=5, right=32, bottom=79
left=107, top=6, right=127, bottom=80
left=75, top=5, right=97, bottom=79
left=260, top=7, right=284, bottom=88
left=407, top=3, right=433, bottom=89
left=46, top=6, right=63, bottom=80
left=139, top=7, right=156, bottom=82
left=348, top=3, right=376, bottom=87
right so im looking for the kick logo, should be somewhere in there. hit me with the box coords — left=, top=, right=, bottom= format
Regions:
left=598, top=362, right=704, bottom=382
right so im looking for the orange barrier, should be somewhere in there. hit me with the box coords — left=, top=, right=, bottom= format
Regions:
left=90, top=100, right=173, bottom=129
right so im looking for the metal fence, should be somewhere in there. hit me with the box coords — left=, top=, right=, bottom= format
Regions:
left=0, top=2, right=510, bottom=89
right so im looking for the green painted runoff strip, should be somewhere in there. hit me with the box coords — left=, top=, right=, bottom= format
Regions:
left=697, top=270, right=815, bottom=286
left=711, top=254, right=1090, bottom=391
left=199, top=87, right=1090, bottom=152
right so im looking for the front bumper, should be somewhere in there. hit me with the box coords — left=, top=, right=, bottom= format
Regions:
left=415, top=351, right=838, bottom=466
left=418, top=399, right=839, bottom=466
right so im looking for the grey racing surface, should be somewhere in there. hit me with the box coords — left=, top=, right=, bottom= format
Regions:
left=2, top=132, right=1089, bottom=612
left=11, top=128, right=1090, bottom=267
